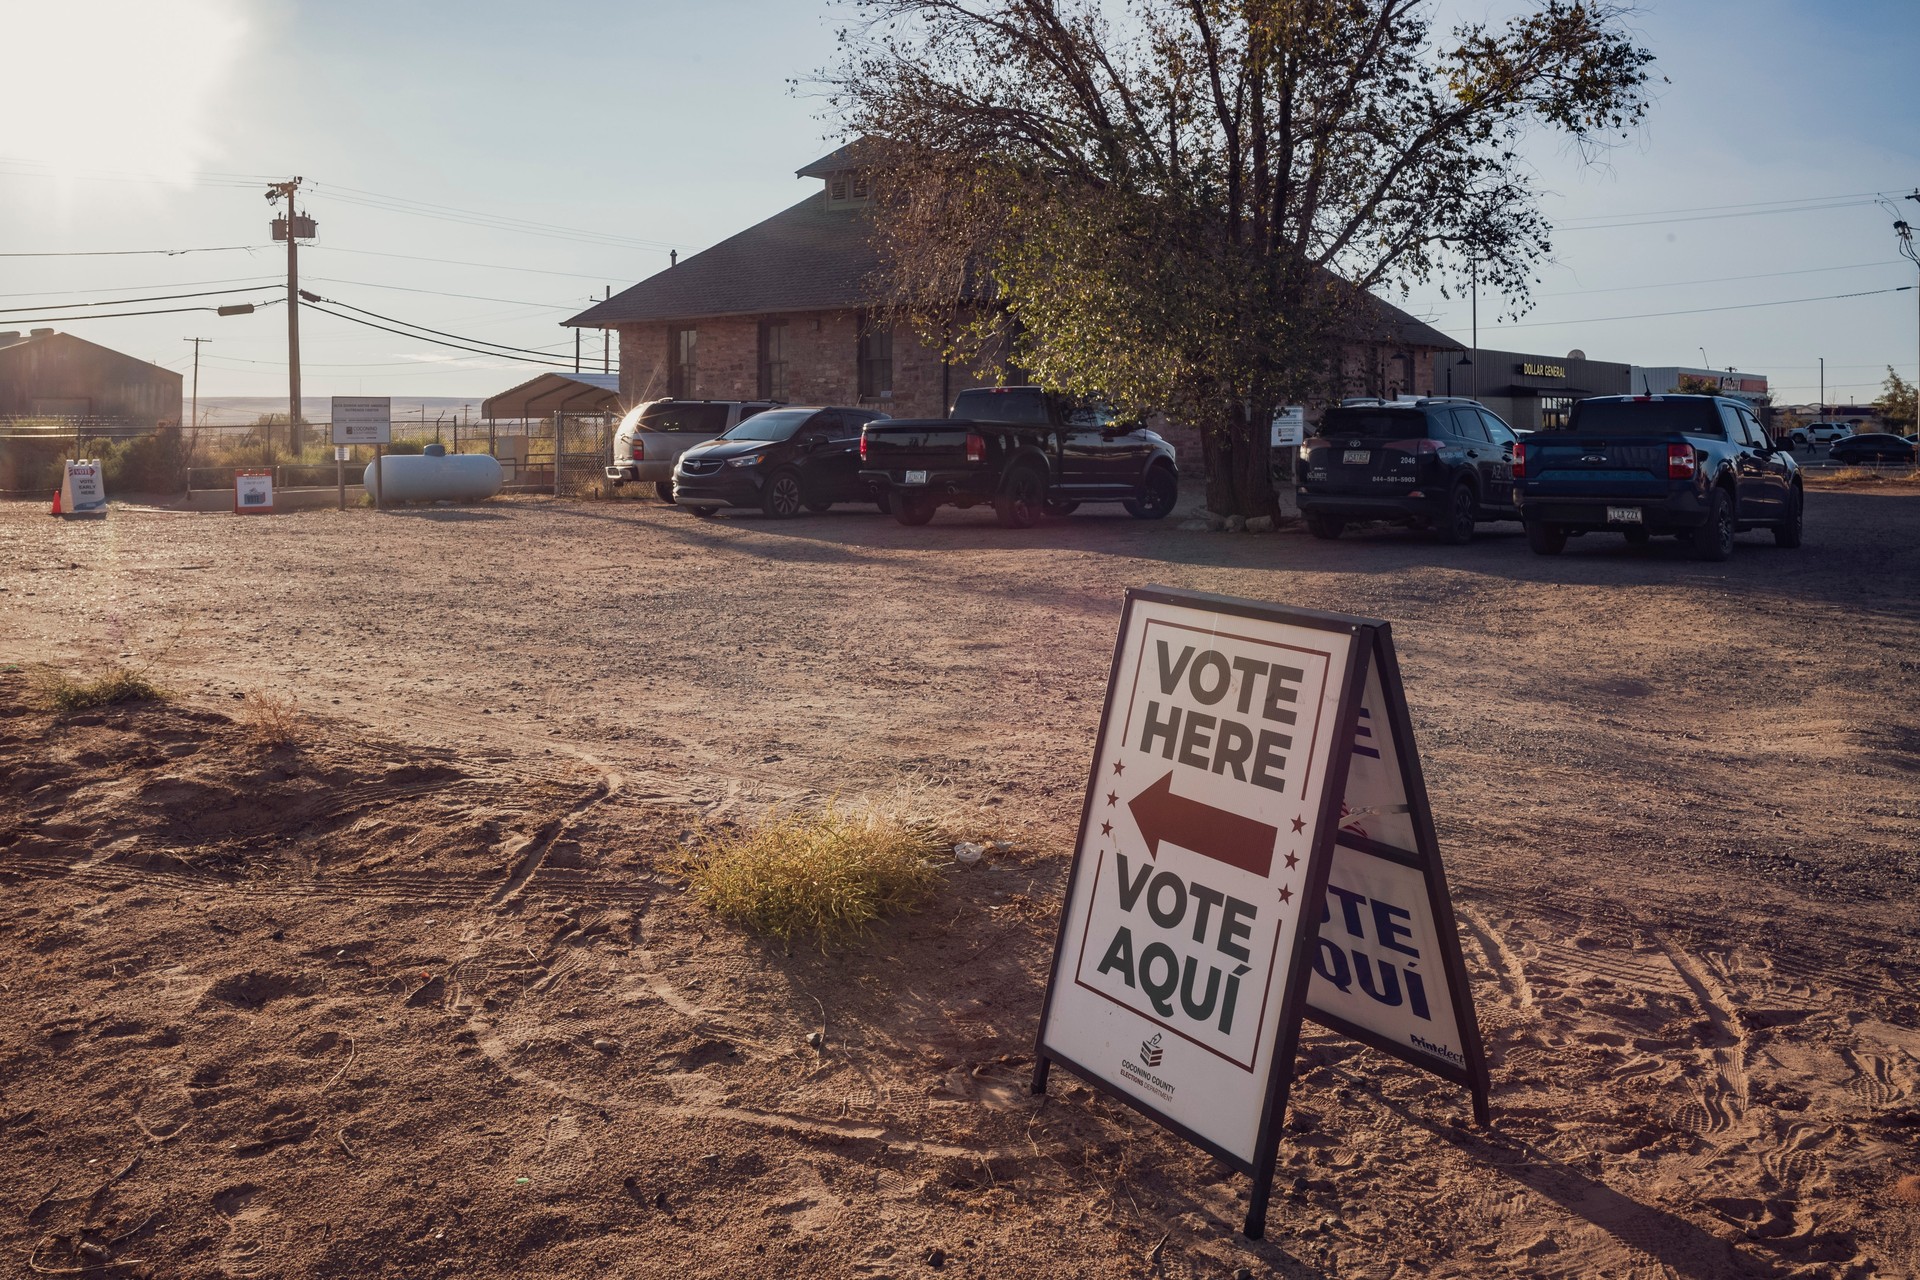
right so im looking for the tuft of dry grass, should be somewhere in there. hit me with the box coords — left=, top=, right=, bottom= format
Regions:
left=238, top=690, right=302, bottom=749
left=33, top=664, right=167, bottom=713
left=680, top=798, right=949, bottom=950
left=1805, top=465, right=1920, bottom=488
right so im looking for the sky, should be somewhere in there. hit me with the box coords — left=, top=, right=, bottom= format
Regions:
left=3, top=0, right=1917, bottom=412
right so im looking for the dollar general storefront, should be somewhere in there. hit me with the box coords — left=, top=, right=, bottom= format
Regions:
left=1429, top=347, right=1631, bottom=431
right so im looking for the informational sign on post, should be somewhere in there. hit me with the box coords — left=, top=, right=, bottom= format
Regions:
left=331, top=396, right=392, bottom=446
left=233, top=469, right=275, bottom=514
left=55, top=459, right=108, bottom=517
left=1270, top=406, right=1305, bottom=448
left=1032, top=587, right=1488, bottom=1239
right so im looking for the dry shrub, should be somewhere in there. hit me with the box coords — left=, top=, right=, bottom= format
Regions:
left=33, top=664, right=166, bottom=713
left=681, top=798, right=948, bottom=950
left=239, top=690, right=301, bottom=749
left=1807, top=466, right=1920, bottom=487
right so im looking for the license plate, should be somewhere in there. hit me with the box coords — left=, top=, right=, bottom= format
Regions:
left=1606, top=506, right=1642, bottom=524
left=904, top=470, right=927, bottom=485
left=1342, top=450, right=1371, bottom=464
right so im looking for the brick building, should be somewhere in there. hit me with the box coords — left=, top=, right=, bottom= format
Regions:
left=567, top=142, right=1458, bottom=425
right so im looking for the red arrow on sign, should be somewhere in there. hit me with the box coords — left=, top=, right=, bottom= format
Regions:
left=1128, top=771, right=1279, bottom=878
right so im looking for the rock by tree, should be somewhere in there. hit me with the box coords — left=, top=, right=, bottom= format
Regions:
left=826, top=0, right=1654, bottom=517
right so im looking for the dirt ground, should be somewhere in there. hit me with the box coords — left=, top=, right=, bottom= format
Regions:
left=2, top=489, right=1917, bottom=1280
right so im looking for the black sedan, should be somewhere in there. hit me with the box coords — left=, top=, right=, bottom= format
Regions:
left=1828, top=433, right=1916, bottom=467
left=672, top=407, right=891, bottom=517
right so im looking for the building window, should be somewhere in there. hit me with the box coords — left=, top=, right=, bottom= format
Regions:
left=829, top=174, right=849, bottom=203
left=668, top=326, right=697, bottom=398
left=1540, top=396, right=1574, bottom=430
left=858, top=318, right=893, bottom=399
left=850, top=171, right=871, bottom=201
left=758, top=319, right=789, bottom=401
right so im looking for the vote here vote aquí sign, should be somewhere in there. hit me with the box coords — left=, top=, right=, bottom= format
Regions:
left=1032, top=587, right=1489, bottom=1239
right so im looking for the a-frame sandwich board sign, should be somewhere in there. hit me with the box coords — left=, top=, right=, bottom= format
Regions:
left=1030, top=587, right=1489, bottom=1240
left=1303, top=624, right=1491, bottom=1125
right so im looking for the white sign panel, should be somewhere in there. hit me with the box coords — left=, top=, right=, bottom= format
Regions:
left=331, top=396, right=392, bottom=445
left=233, top=469, right=274, bottom=514
left=59, top=459, right=107, bottom=515
left=1270, top=406, right=1305, bottom=449
left=1038, top=592, right=1357, bottom=1165
left=1310, top=846, right=1468, bottom=1072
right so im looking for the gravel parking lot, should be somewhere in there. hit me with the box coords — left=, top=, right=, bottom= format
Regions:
left=3, top=490, right=1918, bottom=1278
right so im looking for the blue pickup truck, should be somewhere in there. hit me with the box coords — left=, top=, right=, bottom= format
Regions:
left=1514, top=395, right=1803, bottom=560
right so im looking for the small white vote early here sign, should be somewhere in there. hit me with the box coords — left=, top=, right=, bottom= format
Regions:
left=1032, top=587, right=1489, bottom=1240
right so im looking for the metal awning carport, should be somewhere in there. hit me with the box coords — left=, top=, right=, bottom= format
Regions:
left=481, top=372, right=622, bottom=420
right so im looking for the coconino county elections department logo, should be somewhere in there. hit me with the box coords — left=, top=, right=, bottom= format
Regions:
left=1121, top=1033, right=1176, bottom=1101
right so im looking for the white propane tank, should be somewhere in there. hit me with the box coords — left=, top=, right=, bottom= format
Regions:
left=363, top=444, right=503, bottom=503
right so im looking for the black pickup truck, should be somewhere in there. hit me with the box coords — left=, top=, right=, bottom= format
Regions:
left=858, top=386, right=1179, bottom=527
left=1515, top=394, right=1802, bottom=560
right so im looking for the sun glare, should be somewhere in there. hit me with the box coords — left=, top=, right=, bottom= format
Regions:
left=8, top=0, right=251, bottom=181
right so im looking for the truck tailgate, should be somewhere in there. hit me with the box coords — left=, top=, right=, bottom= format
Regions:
left=863, top=425, right=974, bottom=472
left=1523, top=437, right=1674, bottom=498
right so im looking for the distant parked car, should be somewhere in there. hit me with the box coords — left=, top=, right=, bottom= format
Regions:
left=1295, top=397, right=1522, bottom=543
left=1828, top=433, right=1915, bottom=467
left=605, top=398, right=778, bottom=502
left=1788, top=422, right=1853, bottom=449
left=673, top=406, right=891, bottom=517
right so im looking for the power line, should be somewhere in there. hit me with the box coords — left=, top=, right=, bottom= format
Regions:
left=0, top=274, right=282, bottom=300
left=304, top=276, right=575, bottom=309
left=1556, top=190, right=1897, bottom=230
left=307, top=244, right=625, bottom=282
left=300, top=301, right=576, bottom=368
left=0, top=245, right=268, bottom=258
left=0, top=284, right=282, bottom=315
left=311, top=183, right=681, bottom=253
left=0, top=298, right=286, bottom=325
left=1482, top=285, right=1914, bottom=330
left=298, top=290, right=580, bottom=359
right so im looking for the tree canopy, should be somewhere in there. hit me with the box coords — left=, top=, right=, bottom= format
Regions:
left=826, top=0, right=1655, bottom=514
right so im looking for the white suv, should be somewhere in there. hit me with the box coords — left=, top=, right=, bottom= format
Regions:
left=606, top=399, right=777, bottom=502
left=1789, top=421, right=1853, bottom=448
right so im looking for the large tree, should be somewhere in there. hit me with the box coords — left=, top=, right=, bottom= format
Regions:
left=827, top=0, right=1654, bottom=516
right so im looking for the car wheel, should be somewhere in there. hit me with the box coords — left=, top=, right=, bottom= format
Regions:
left=1623, top=528, right=1651, bottom=546
left=1691, top=488, right=1735, bottom=561
left=1774, top=485, right=1804, bottom=548
left=1123, top=466, right=1178, bottom=519
left=892, top=492, right=937, bottom=526
left=874, top=492, right=892, bottom=515
left=805, top=500, right=833, bottom=513
left=762, top=469, right=804, bottom=518
left=655, top=480, right=677, bottom=505
left=1043, top=499, right=1080, bottom=517
left=688, top=505, right=719, bottom=518
left=994, top=464, right=1047, bottom=529
left=1306, top=515, right=1345, bottom=540
left=1524, top=521, right=1567, bottom=555
left=1437, top=482, right=1477, bottom=545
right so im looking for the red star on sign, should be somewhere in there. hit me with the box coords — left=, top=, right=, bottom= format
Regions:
left=1284, top=851, right=1299, bottom=870
left=1100, top=821, right=1112, bottom=836
left=1112, top=760, right=1126, bottom=776
left=1290, top=815, right=1306, bottom=833
left=1106, top=791, right=1118, bottom=807
left=1277, top=885, right=1294, bottom=904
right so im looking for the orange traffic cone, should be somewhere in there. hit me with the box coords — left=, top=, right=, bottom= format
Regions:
left=50, top=485, right=62, bottom=516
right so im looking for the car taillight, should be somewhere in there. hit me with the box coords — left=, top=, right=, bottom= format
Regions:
left=1667, top=443, right=1696, bottom=480
left=1388, top=439, right=1441, bottom=454
left=1300, top=437, right=1330, bottom=452
left=1512, top=442, right=1526, bottom=478
left=966, top=432, right=986, bottom=464
left=859, top=433, right=869, bottom=463
left=631, top=436, right=643, bottom=461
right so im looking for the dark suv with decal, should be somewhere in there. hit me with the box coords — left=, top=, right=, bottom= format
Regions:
left=1296, top=398, right=1521, bottom=543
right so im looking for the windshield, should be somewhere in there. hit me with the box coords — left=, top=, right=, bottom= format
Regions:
left=720, top=409, right=812, bottom=442
left=1563, top=399, right=1725, bottom=437
left=638, top=402, right=730, bottom=434
left=1321, top=409, right=1428, bottom=440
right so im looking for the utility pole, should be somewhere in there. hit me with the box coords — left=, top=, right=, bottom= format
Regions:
left=1819, top=356, right=1824, bottom=417
left=602, top=286, right=611, bottom=375
left=266, top=178, right=310, bottom=459
left=184, top=337, right=209, bottom=489
left=1901, top=191, right=1920, bottom=434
